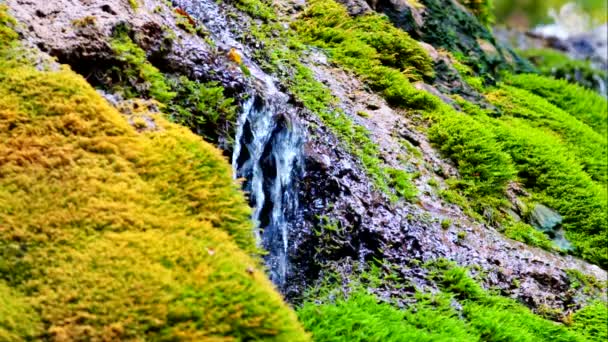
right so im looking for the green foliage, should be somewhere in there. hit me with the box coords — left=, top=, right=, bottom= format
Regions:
left=441, top=219, right=452, bottom=230
left=570, top=301, right=608, bottom=341
left=505, top=73, right=608, bottom=135
left=504, top=221, right=555, bottom=250
left=298, top=290, right=479, bottom=341
left=0, top=5, right=17, bottom=53
left=566, top=269, right=606, bottom=292
left=128, top=0, right=139, bottom=10
left=385, top=168, right=418, bottom=201
left=168, top=76, right=237, bottom=143
left=0, top=17, right=308, bottom=340
left=451, top=57, right=486, bottom=92
left=110, top=27, right=176, bottom=103
left=231, top=0, right=277, bottom=21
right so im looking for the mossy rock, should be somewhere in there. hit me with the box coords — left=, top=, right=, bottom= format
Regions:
left=377, top=0, right=533, bottom=80
left=0, top=9, right=308, bottom=339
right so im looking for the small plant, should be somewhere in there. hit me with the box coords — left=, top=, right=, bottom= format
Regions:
left=457, top=231, right=467, bottom=240
left=174, top=8, right=197, bottom=34
left=385, top=168, right=417, bottom=202
left=441, top=219, right=452, bottom=230
left=428, top=178, right=439, bottom=188
left=168, top=77, right=237, bottom=143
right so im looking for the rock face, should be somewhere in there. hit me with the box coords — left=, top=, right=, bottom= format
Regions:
left=6, top=0, right=606, bottom=318
left=8, top=0, right=246, bottom=93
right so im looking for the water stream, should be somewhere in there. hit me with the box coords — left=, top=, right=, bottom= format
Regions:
left=175, top=0, right=305, bottom=289
left=232, top=94, right=304, bottom=287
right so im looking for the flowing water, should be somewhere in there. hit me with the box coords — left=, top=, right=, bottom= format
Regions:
left=232, top=93, right=304, bottom=287
left=171, top=0, right=306, bottom=288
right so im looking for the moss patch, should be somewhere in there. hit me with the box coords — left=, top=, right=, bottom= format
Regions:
left=298, top=262, right=595, bottom=341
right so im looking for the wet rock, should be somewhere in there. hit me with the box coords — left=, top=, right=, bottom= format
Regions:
left=529, top=204, right=563, bottom=233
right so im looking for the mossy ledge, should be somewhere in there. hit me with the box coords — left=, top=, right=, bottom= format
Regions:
left=0, top=7, right=308, bottom=340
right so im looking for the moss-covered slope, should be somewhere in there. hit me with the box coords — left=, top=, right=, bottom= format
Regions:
left=0, top=7, right=308, bottom=340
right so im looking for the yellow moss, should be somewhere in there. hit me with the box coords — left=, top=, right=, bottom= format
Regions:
left=228, top=48, right=243, bottom=65
left=0, top=282, right=41, bottom=341
left=0, top=13, right=309, bottom=340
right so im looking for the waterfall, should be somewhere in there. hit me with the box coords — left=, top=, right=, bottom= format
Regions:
left=173, top=0, right=305, bottom=288
left=232, top=94, right=304, bottom=287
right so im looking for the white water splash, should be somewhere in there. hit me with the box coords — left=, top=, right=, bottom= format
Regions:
left=533, top=3, right=594, bottom=39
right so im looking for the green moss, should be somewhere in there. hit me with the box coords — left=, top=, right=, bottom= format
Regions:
left=128, top=0, right=139, bottom=10
left=570, top=301, right=608, bottom=341
left=487, top=84, right=607, bottom=184
left=299, top=263, right=591, bottom=341
left=0, top=14, right=308, bottom=340
left=294, top=0, right=436, bottom=110
left=231, top=0, right=277, bottom=21
left=0, top=5, right=18, bottom=54
left=427, top=108, right=515, bottom=212
left=386, top=168, right=418, bottom=201
left=505, top=73, right=608, bottom=135
left=441, top=219, right=452, bottom=230
left=566, top=269, right=605, bottom=292
left=298, top=290, right=479, bottom=341
left=504, top=221, right=555, bottom=251
left=110, top=27, right=176, bottom=103
left=451, top=57, right=486, bottom=92
left=480, top=83, right=608, bottom=267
